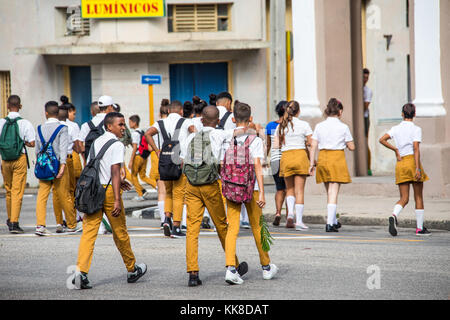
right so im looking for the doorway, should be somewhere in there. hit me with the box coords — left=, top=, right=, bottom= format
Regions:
left=69, top=66, right=92, bottom=125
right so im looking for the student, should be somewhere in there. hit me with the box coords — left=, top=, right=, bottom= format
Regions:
left=221, top=101, right=278, bottom=285
left=363, top=68, right=373, bottom=176
left=73, top=112, right=147, bottom=289
left=182, top=105, right=248, bottom=286
left=379, top=103, right=430, bottom=236
left=191, top=96, right=207, bottom=132
left=145, top=100, right=195, bottom=238
left=34, top=101, right=78, bottom=236
left=309, top=98, right=355, bottom=232
left=183, top=100, right=194, bottom=119
left=0, top=95, right=35, bottom=234
left=128, top=114, right=156, bottom=201
left=274, top=101, right=312, bottom=231
left=266, top=101, right=288, bottom=226
left=52, top=105, right=82, bottom=233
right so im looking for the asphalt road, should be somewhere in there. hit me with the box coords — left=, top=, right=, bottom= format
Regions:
left=1, top=194, right=449, bottom=301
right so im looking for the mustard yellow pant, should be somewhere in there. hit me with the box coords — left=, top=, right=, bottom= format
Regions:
left=149, top=152, right=160, bottom=182
left=53, top=157, right=77, bottom=227
left=76, top=187, right=136, bottom=274
left=1, top=154, right=28, bottom=223
left=185, top=181, right=239, bottom=272
left=131, top=155, right=156, bottom=196
left=72, top=151, right=83, bottom=179
left=225, top=191, right=271, bottom=267
left=36, top=164, right=77, bottom=229
left=164, top=174, right=187, bottom=222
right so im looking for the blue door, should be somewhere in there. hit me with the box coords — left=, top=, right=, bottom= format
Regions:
left=170, top=62, right=228, bottom=104
left=70, top=66, right=92, bottom=125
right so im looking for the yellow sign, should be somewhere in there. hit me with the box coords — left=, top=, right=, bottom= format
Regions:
left=81, top=0, right=165, bottom=18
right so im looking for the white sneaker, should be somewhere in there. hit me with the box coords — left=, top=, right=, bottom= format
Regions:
left=295, top=223, right=309, bottom=231
left=56, top=224, right=65, bottom=233
left=133, top=196, right=145, bottom=201
left=262, top=264, right=278, bottom=280
left=225, top=269, right=244, bottom=285
left=66, top=223, right=83, bottom=233
left=35, top=226, right=52, bottom=236
left=98, top=222, right=107, bottom=235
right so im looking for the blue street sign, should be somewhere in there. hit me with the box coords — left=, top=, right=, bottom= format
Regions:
left=141, top=74, right=162, bottom=85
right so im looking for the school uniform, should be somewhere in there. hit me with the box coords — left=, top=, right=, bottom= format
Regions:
left=35, top=118, right=78, bottom=230
left=274, top=117, right=312, bottom=178
left=130, top=128, right=156, bottom=196
left=192, top=117, right=203, bottom=132
left=151, top=113, right=192, bottom=222
left=76, top=131, right=136, bottom=274
left=216, top=106, right=236, bottom=130
left=312, top=117, right=353, bottom=184
left=0, top=111, right=35, bottom=224
left=181, top=127, right=241, bottom=272
left=387, top=121, right=428, bottom=185
left=77, top=113, right=106, bottom=143
left=221, top=128, right=271, bottom=268
left=67, top=119, right=83, bottom=179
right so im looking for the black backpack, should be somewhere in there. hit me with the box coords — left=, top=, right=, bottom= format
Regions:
left=158, top=118, right=185, bottom=181
left=84, top=120, right=104, bottom=158
left=75, top=139, right=118, bottom=214
left=217, top=111, right=232, bottom=130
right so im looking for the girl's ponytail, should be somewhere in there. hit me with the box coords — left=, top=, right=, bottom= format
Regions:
left=277, top=100, right=300, bottom=146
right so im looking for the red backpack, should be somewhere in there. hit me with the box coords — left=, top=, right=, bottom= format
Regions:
left=220, top=133, right=257, bottom=203
left=138, top=130, right=150, bottom=159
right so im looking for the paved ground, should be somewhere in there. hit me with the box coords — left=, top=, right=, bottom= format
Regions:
left=1, top=193, right=449, bottom=300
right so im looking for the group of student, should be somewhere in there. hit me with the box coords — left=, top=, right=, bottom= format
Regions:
left=0, top=90, right=430, bottom=289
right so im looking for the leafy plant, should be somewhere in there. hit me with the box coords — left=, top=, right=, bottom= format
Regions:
left=260, top=215, right=274, bottom=252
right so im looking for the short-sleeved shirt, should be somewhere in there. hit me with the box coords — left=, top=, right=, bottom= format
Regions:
left=221, top=127, right=264, bottom=191
left=312, top=117, right=353, bottom=150
left=387, top=121, right=422, bottom=157
left=150, top=113, right=192, bottom=148
left=77, top=113, right=106, bottom=142
left=88, top=131, right=124, bottom=185
left=363, top=86, right=373, bottom=118
left=274, top=117, right=313, bottom=152
left=181, top=126, right=232, bottom=161
left=0, top=112, right=35, bottom=154
left=131, top=128, right=143, bottom=155
left=192, top=117, right=203, bottom=132
left=60, top=120, right=78, bottom=154
left=217, top=105, right=236, bottom=130
left=265, top=121, right=281, bottom=163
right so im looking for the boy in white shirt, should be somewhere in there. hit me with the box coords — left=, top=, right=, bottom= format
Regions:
left=74, top=112, right=147, bottom=289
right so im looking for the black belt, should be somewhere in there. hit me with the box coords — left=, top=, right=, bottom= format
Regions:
left=67, top=154, right=73, bottom=159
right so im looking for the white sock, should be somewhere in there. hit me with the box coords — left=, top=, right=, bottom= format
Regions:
left=327, top=204, right=337, bottom=225
left=393, top=204, right=403, bottom=217
left=286, top=196, right=295, bottom=219
left=415, top=209, right=424, bottom=230
left=182, top=205, right=187, bottom=227
left=240, top=205, right=249, bottom=223
left=158, top=201, right=165, bottom=224
left=295, top=204, right=304, bottom=225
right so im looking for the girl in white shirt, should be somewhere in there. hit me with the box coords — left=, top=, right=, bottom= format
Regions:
left=275, top=100, right=313, bottom=231
left=379, top=103, right=430, bottom=237
left=309, top=98, right=355, bottom=232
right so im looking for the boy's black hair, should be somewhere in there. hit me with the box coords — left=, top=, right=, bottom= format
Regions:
left=104, top=112, right=124, bottom=129
left=169, top=100, right=183, bottom=112
left=45, top=101, right=59, bottom=116
left=129, top=115, right=140, bottom=126
left=7, top=95, right=21, bottom=107
left=402, top=103, right=416, bottom=119
left=216, top=92, right=233, bottom=103
left=363, top=68, right=370, bottom=74
left=233, top=101, right=251, bottom=123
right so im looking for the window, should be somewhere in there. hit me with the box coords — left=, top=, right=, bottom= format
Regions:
left=56, top=6, right=90, bottom=37
left=168, top=4, right=230, bottom=32
left=0, top=71, right=11, bottom=117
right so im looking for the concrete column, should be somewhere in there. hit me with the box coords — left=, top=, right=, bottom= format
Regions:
left=269, top=0, right=286, bottom=119
left=413, top=0, right=446, bottom=117
left=291, top=0, right=321, bottom=118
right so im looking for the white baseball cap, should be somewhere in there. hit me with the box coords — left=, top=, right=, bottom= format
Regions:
left=98, top=95, right=113, bottom=107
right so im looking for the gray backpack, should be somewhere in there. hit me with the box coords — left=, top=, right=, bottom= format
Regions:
left=75, top=139, right=118, bottom=214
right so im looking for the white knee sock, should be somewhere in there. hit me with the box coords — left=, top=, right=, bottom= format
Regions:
left=295, top=204, right=304, bottom=225
left=415, top=209, right=424, bottom=230
left=393, top=204, right=403, bottom=217
left=240, top=205, right=249, bottom=223
left=182, top=205, right=187, bottom=227
left=327, top=204, right=337, bottom=225
left=286, top=196, right=295, bottom=219
left=158, top=201, right=165, bottom=224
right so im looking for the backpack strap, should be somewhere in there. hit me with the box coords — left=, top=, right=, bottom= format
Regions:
left=172, top=118, right=186, bottom=141
left=158, top=120, right=170, bottom=142
left=95, top=139, right=118, bottom=160
left=218, top=111, right=232, bottom=129
left=87, top=121, right=95, bottom=130
left=38, top=124, right=65, bottom=153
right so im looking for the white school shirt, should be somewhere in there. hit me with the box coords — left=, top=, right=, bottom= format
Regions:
left=150, top=113, right=192, bottom=149
left=363, top=86, right=373, bottom=118
left=66, top=119, right=80, bottom=150
left=88, top=131, right=125, bottom=185
left=312, top=117, right=353, bottom=150
left=0, top=111, right=35, bottom=154
left=77, top=113, right=106, bottom=142
left=60, top=120, right=77, bottom=154
left=386, top=121, right=422, bottom=157
left=221, top=127, right=264, bottom=191
left=181, top=126, right=232, bottom=161
left=274, top=117, right=313, bottom=152
left=131, top=128, right=143, bottom=155
left=216, top=105, right=236, bottom=130
left=192, top=117, right=203, bottom=132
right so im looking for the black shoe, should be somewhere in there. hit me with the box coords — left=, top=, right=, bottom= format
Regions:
left=416, top=226, right=431, bottom=236
left=127, top=263, right=147, bottom=283
left=10, top=222, right=24, bottom=234
left=388, top=215, right=398, bottom=237
left=188, top=273, right=203, bottom=287
left=73, top=272, right=92, bottom=290
left=325, top=224, right=339, bottom=232
left=273, top=215, right=281, bottom=226
left=334, top=221, right=342, bottom=229
left=237, top=261, right=248, bottom=277
left=201, top=216, right=211, bottom=229
left=6, top=219, right=12, bottom=232
left=171, top=226, right=186, bottom=238
left=163, top=217, right=172, bottom=237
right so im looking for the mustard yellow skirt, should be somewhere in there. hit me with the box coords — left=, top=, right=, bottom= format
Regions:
left=149, top=151, right=160, bottom=181
left=279, top=149, right=310, bottom=177
left=316, top=150, right=351, bottom=184
left=395, top=155, right=429, bottom=185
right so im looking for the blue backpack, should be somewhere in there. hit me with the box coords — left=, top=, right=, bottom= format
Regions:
left=34, top=124, right=65, bottom=181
